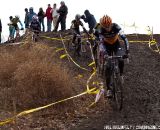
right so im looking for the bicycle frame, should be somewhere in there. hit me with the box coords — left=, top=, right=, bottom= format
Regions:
left=106, top=54, right=123, bottom=111
left=32, top=30, right=39, bottom=42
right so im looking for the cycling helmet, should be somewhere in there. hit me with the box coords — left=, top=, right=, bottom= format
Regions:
left=32, top=15, right=38, bottom=21
left=100, top=15, right=112, bottom=28
left=15, top=15, right=20, bottom=19
left=9, top=16, right=13, bottom=20
left=75, top=14, right=81, bottom=20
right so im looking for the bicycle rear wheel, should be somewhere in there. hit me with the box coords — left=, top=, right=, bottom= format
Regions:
left=75, top=42, right=81, bottom=56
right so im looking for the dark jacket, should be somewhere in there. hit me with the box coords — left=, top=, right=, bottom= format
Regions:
left=82, top=10, right=97, bottom=29
left=57, top=5, right=68, bottom=18
left=0, top=19, right=2, bottom=32
left=30, top=20, right=41, bottom=31
left=38, top=10, right=45, bottom=20
left=24, top=11, right=29, bottom=27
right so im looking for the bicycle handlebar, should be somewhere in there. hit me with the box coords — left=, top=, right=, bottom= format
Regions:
left=107, top=55, right=122, bottom=59
left=106, top=55, right=128, bottom=59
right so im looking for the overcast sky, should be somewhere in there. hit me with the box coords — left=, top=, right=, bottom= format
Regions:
left=0, top=0, right=159, bottom=42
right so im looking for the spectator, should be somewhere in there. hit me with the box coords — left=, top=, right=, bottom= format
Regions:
left=24, top=8, right=29, bottom=33
left=54, top=1, right=68, bottom=32
left=28, top=7, right=36, bottom=25
left=0, top=18, right=2, bottom=43
left=51, top=3, right=59, bottom=31
left=81, top=9, right=97, bottom=34
left=38, top=7, right=45, bottom=32
left=8, top=16, right=15, bottom=42
left=45, top=4, right=52, bottom=32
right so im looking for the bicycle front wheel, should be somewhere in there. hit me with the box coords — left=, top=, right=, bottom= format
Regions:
left=113, top=75, right=123, bottom=111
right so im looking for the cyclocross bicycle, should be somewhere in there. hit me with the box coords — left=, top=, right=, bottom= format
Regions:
left=32, top=30, right=39, bottom=42
left=105, top=54, right=124, bottom=111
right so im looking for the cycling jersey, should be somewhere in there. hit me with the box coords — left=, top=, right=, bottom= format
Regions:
left=95, top=23, right=129, bottom=51
left=71, top=20, right=83, bottom=32
left=30, top=20, right=41, bottom=32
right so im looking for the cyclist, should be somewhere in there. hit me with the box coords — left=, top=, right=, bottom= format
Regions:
left=30, top=15, right=41, bottom=41
left=70, top=14, right=86, bottom=55
left=95, top=15, right=129, bottom=97
left=11, top=15, right=24, bottom=41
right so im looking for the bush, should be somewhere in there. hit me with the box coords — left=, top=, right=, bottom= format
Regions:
left=0, top=44, right=74, bottom=111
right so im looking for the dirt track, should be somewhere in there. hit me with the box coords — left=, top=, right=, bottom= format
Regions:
left=0, top=33, right=160, bottom=130
left=69, top=35, right=160, bottom=130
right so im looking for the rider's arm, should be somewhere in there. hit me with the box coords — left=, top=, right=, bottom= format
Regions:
left=70, top=20, right=75, bottom=29
left=119, top=30, right=129, bottom=53
left=18, top=20, right=24, bottom=29
left=94, top=23, right=102, bottom=41
left=81, top=15, right=88, bottom=23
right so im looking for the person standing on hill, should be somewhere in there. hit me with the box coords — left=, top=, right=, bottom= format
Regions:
left=50, top=3, right=59, bottom=31
left=0, top=18, right=2, bottom=43
left=45, top=4, right=52, bottom=32
left=38, top=7, right=45, bottom=32
left=54, top=1, right=68, bottom=32
left=28, top=7, right=37, bottom=25
left=81, top=9, right=97, bottom=34
left=24, top=8, right=29, bottom=33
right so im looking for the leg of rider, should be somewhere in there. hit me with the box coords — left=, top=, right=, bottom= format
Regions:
left=77, top=34, right=81, bottom=54
left=104, top=44, right=112, bottom=91
left=72, top=33, right=76, bottom=46
left=115, top=41, right=125, bottom=76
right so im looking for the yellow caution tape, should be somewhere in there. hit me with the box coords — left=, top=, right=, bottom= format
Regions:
left=60, top=54, right=67, bottom=59
left=149, top=39, right=157, bottom=45
left=55, top=48, right=64, bottom=52
left=88, top=62, right=95, bottom=67
left=129, top=41, right=149, bottom=43
left=59, top=34, right=90, bottom=71
left=41, top=36, right=69, bottom=41
left=75, top=74, right=83, bottom=79
left=86, top=71, right=99, bottom=94
left=0, top=88, right=96, bottom=126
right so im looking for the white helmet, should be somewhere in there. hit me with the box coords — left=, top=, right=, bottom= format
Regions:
left=32, top=15, right=38, bottom=20
left=15, top=15, right=20, bottom=19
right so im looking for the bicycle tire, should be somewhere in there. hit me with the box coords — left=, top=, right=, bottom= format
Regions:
left=75, top=42, right=81, bottom=56
left=111, top=73, right=123, bottom=111
left=105, top=59, right=123, bottom=111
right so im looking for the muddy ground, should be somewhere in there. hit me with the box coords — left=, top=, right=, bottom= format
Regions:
left=0, top=32, right=160, bottom=130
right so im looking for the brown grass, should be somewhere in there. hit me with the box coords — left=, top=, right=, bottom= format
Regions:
left=0, top=43, right=74, bottom=112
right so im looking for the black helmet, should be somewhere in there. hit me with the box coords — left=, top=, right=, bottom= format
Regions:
left=9, top=16, right=13, bottom=20
left=25, top=8, right=28, bottom=11
left=84, top=10, right=90, bottom=15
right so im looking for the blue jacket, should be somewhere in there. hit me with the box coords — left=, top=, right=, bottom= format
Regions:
left=28, top=9, right=37, bottom=24
left=82, top=10, right=97, bottom=29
